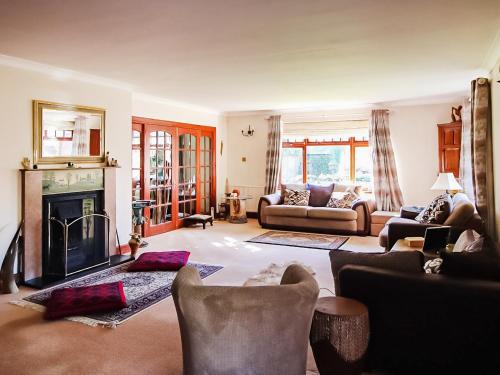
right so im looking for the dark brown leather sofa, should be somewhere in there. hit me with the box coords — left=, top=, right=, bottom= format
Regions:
left=338, top=264, right=500, bottom=375
left=379, top=193, right=482, bottom=250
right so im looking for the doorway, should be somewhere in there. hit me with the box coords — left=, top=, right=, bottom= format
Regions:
left=132, top=117, right=216, bottom=237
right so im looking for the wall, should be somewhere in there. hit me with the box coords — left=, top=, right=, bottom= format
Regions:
left=226, top=102, right=459, bottom=210
left=390, top=103, right=459, bottom=205
left=491, top=58, right=500, bottom=238
left=0, top=63, right=228, bottom=265
left=131, top=94, right=228, bottom=204
left=0, top=63, right=132, bottom=261
left=226, top=114, right=270, bottom=211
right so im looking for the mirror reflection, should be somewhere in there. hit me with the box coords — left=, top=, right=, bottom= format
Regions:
left=42, top=108, right=103, bottom=157
left=33, top=100, right=105, bottom=164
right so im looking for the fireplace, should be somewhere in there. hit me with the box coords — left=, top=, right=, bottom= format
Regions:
left=21, top=167, right=124, bottom=288
left=43, top=191, right=110, bottom=278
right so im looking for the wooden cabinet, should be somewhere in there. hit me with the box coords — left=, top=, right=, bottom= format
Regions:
left=438, top=121, right=462, bottom=177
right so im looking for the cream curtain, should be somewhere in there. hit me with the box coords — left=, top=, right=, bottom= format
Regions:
left=459, top=98, right=475, bottom=203
left=72, top=115, right=89, bottom=156
left=369, top=109, right=404, bottom=211
left=470, top=78, right=496, bottom=239
left=264, top=115, right=283, bottom=195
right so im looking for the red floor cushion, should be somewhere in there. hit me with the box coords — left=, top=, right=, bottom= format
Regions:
left=127, top=251, right=190, bottom=272
left=44, top=281, right=127, bottom=320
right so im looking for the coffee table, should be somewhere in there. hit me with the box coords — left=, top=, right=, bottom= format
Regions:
left=391, top=239, right=440, bottom=260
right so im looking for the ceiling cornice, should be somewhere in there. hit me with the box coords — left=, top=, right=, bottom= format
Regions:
left=0, top=53, right=135, bottom=91
left=132, top=93, right=219, bottom=115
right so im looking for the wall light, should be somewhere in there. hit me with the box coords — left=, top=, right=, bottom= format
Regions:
left=241, top=125, right=255, bottom=137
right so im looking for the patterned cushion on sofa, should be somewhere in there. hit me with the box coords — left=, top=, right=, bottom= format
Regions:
left=280, top=183, right=306, bottom=203
left=415, top=194, right=452, bottom=224
left=283, top=189, right=310, bottom=206
left=326, top=192, right=358, bottom=208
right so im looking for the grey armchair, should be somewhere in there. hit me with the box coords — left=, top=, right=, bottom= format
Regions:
left=172, top=264, right=319, bottom=375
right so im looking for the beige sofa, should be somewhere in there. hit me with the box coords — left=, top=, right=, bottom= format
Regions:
left=258, top=184, right=376, bottom=235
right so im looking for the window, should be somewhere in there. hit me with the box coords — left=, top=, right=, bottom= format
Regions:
left=306, top=145, right=350, bottom=184
left=282, top=148, right=304, bottom=184
left=281, top=120, right=372, bottom=190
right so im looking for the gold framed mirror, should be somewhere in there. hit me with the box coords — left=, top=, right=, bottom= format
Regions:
left=33, top=100, right=106, bottom=164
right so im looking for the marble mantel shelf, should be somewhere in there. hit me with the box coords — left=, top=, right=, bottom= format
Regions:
left=20, top=166, right=121, bottom=171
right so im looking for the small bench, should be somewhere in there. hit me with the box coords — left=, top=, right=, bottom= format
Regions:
left=183, top=214, right=213, bottom=229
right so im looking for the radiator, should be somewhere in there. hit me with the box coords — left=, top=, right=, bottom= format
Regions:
left=230, top=185, right=265, bottom=212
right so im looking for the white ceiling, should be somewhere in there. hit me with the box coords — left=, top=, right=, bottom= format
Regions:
left=0, top=0, right=499, bottom=112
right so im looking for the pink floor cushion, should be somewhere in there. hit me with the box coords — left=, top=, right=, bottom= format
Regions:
left=127, top=251, right=191, bottom=272
left=44, top=281, right=127, bottom=320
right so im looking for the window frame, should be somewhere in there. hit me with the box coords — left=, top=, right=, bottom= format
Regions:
left=282, top=137, right=370, bottom=188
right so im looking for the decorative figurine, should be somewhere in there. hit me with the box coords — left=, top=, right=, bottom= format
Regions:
left=21, top=157, right=31, bottom=169
left=451, top=105, right=462, bottom=122
left=105, top=151, right=110, bottom=166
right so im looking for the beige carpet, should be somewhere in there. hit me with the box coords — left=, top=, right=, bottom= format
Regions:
left=0, top=219, right=382, bottom=375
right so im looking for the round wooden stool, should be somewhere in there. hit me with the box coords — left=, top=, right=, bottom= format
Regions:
left=309, top=296, right=369, bottom=375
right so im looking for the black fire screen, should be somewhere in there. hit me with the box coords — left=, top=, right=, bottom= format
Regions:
left=43, top=191, right=110, bottom=278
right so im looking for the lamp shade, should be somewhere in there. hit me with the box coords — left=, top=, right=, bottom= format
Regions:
left=431, top=173, right=462, bottom=191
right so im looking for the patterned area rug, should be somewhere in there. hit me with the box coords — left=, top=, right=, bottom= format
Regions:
left=246, top=231, right=349, bottom=250
left=11, top=261, right=223, bottom=328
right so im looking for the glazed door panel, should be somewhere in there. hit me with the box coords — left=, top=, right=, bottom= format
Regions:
left=143, top=125, right=178, bottom=236
left=200, top=131, right=215, bottom=215
left=177, top=128, right=200, bottom=226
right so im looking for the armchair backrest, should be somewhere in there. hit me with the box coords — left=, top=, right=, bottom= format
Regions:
left=172, top=264, right=319, bottom=375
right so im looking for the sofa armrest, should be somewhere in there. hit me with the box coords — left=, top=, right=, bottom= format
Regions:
left=258, top=193, right=281, bottom=226
left=387, top=221, right=440, bottom=249
left=352, top=199, right=376, bottom=235
left=400, top=206, right=424, bottom=220
left=339, top=265, right=500, bottom=374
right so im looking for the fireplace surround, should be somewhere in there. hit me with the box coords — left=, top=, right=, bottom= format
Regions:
left=21, top=167, right=126, bottom=288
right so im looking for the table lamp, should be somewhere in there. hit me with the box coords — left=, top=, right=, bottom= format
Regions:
left=431, top=173, right=462, bottom=195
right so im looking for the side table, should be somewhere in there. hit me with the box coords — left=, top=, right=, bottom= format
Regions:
left=225, top=196, right=252, bottom=223
left=309, top=296, right=369, bottom=375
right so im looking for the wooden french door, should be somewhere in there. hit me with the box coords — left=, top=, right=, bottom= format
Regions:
left=144, top=124, right=177, bottom=236
left=177, top=128, right=199, bottom=227
left=200, top=131, right=215, bottom=215
left=132, top=117, right=216, bottom=237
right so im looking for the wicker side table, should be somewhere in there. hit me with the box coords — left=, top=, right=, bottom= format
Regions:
left=309, top=296, right=369, bottom=375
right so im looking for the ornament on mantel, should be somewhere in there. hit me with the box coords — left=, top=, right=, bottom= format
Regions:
left=21, top=157, right=31, bottom=170
left=105, top=151, right=120, bottom=167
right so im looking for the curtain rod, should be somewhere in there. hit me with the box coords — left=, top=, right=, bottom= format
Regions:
left=282, top=119, right=369, bottom=125
left=264, top=109, right=392, bottom=121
